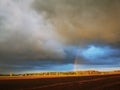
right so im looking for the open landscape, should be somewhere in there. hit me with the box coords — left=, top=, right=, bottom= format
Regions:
left=0, top=0, right=120, bottom=90
left=0, top=71, right=120, bottom=90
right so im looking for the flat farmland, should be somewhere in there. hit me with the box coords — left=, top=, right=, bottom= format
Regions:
left=0, top=74, right=120, bottom=90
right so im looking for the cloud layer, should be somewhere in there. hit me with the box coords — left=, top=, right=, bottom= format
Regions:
left=0, top=0, right=66, bottom=62
left=0, top=0, right=120, bottom=73
left=34, top=0, right=120, bottom=45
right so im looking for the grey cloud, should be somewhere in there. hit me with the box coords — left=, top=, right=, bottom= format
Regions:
left=0, top=0, right=120, bottom=73
left=0, top=0, right=66, bottom=63
left=33, top=0, right=120, bottom=46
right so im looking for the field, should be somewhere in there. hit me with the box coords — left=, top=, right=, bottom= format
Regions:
left=0, top=74, right=120, bottom=90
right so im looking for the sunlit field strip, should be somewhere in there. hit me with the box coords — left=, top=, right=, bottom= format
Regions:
left=0, top=72, right=120, bottom=80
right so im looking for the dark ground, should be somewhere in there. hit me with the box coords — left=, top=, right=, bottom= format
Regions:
left=0, top=74, right=120, bottom=90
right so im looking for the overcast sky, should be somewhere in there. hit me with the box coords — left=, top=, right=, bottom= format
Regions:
left=0, top=0, right=120, bottom=74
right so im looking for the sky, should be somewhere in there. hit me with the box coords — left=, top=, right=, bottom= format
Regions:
left=0, top=0, right=120, bottom=74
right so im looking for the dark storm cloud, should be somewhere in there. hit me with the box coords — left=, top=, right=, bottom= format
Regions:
left=0, top=0, right=120, bottom=73
left=33, top=0, right=120, bottom=45
left=0, top=0, right=65, bottom=60
left=33, top=0, right=120, bottom=66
